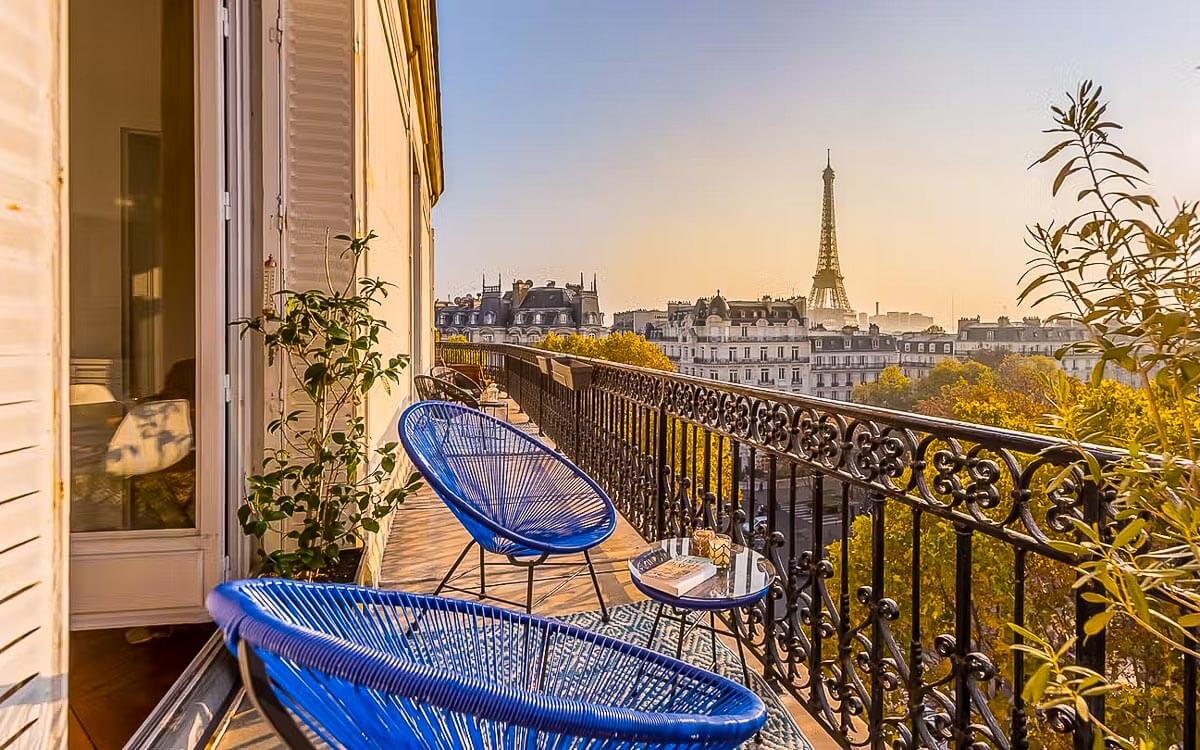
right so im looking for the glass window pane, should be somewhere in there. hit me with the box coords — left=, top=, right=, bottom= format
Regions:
left=68, top=0, right=196, bottom=532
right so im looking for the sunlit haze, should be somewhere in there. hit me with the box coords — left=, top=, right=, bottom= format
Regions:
left=433, top=1, right=1200, bottom=326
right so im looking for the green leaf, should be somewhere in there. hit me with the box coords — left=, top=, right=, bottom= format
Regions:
left=1084, top=609, right=1115, bottom=636
left=1023, top=663, right=1053, bottom=703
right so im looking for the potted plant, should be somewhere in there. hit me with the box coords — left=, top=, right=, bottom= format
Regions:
left=550, top=356, right=593, bottom=391
left=535, top=353, right=557, bottom=375
left=233, top=231, right=422, bottom=580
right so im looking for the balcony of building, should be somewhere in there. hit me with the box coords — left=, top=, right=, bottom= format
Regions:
left=398, top=341, right=1197, bottom=750
left=211, top=395, right=837, bottom=750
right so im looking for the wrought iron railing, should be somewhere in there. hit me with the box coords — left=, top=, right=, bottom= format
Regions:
left=435, top=341, right=1197, bottom=750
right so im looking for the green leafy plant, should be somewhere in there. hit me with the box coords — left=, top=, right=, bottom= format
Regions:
left=234, top=232, right=422, bottom=578
left=1019, top=81, right=1200, bottom=748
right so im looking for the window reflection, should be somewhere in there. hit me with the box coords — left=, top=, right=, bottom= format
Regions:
left=69, top=0, right=196, bottom=532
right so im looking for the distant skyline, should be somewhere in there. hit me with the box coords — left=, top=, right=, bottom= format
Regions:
left=431, top=1, right=1200, bottom=327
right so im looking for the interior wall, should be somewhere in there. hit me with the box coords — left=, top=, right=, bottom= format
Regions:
left=68, top=0, right=194, bottom=398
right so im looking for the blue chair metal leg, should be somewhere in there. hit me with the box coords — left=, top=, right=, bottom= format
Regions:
left=434, top=540, right=475, bottom=596
left=237, top=641, right=316, bottom=750
left=478, top=546, right=486, bottom=598
left=583, top=550, right=609, bottom=623
left=525, top=564, right=535, bottom=614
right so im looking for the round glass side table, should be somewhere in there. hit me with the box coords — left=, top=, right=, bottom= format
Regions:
left=628, top=536, right=776, bottom=687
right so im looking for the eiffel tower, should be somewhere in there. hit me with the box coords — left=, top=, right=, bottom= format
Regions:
left=808, top=150, right=853, bottom=313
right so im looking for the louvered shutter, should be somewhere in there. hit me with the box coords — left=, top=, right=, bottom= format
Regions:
left=266, top=0, right=356, bottom=553
left=0, top=1, right=68, bottom=748
left=282, top=0, right=356, bottom=294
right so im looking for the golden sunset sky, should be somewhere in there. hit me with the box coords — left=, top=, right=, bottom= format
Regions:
left=432, top=1, right=1200, bottom=326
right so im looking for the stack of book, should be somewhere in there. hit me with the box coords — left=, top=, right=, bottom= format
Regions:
left=638, top=555, right=717, bottom=597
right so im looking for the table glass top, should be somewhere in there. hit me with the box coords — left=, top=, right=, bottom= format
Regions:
left=628, top=536, right=776, bottom=603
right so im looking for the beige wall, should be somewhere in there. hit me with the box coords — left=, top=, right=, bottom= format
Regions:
left=261, top=0, right=440, bottom=575
left=360, top=0, right=437, bottom=453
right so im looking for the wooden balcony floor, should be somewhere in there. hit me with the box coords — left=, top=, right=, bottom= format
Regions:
left=215, top=404, right=835, bottom=749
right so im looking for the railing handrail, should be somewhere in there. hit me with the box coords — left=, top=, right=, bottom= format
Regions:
left=435, top=340, right=1192, bottom=750
left=437, top=341, right=1125, bottom=462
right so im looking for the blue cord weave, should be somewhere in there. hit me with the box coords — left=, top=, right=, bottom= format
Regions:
left=209, top=579, right=767, bottom=748
left=399, top=400, right=617, bottom=557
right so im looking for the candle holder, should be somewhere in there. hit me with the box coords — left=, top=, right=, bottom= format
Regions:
left=691, top=528, right=715, bottom=557
left=708, top=534, right=732, bottom=569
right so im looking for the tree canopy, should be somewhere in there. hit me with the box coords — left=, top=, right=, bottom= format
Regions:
left=535, top=331, right=675, bottom=371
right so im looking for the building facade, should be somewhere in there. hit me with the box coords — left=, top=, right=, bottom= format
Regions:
left=656, top=293, right=814, bottom=394
left=865, top=309, right=937, bottom=333
left=436, top=277, right=607, bottom=344
left=809, top=326, right=900, bottom=401
left=3, top=0, right=443, bottom=744
left=612, top=308, right=667, bottom=335
left=651, top=292, right=900, bottom=402
left=955, top=316, right=1101, bottom=380
left=898, top=330, right=959, bottom=380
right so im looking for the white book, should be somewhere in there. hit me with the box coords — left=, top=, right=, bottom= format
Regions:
left=639, top=555, right=717, bottom=597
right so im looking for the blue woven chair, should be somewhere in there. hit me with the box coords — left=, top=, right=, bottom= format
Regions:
left=209, top=579, right=766, bottom=749
left=400, top=400, right=616, bottom=619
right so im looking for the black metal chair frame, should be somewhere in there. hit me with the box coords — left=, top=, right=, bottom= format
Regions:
left=414, top=374, right=480, bottom=409
left=431, top=540, right=610, bottom=623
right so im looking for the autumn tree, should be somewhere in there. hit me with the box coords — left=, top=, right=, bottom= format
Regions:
left=536, top=331, right=675, bottom=371
left=1015, top=80, right=1200, bottom=748
left=851, top=366, right=913, bottom=410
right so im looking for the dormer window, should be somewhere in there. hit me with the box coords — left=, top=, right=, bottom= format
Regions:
left=484, top=312, right=495, bottom=325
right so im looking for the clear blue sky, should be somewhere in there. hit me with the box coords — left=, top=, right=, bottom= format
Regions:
left=432, top=1, right=1200, bottom=326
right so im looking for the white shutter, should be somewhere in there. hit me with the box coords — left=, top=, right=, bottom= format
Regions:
left=282, top=0, right=356, bottom=294
left=0, top=0, right=67, bottom=748
left=267, top=0, right=356, bottom=552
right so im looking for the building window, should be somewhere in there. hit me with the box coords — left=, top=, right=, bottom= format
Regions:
left=760, top=368, right=769, bottom=383
left=777, top=346, right=784, bottom=358
left=791, top=367, right=800, bottom=382
left=730, top=370, right=738, bottom=383
left=711, top=371, right=718, bottom=380
left=743, top=346, right=750, bottom=358
left=745, top=368, right=752, bottom=380
left=759, top=347, right=767, bottom=361
left=943, top=343, right=951, bottom=353
left=741, top=326, right=748, bottom=337
left=815, top=339, right=823, bottom=349
left=843, top=338, right=852, bottom=349
left=729, top=347, right=736, bottom=361
left=817, top=375, right=825, bottom=387
left=778, top=367, right=785, bottom=379
left=791, top=346, right=800, bottom=360
left=903, top=343, right=911, bottom=352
